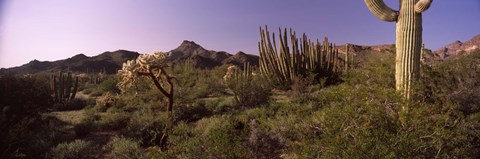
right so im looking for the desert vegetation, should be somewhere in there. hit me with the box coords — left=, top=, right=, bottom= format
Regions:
left=1, top=42, right=479, bottom=158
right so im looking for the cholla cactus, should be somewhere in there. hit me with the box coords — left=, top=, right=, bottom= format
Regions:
left=223, top=65, right=239, bottom=81
left=117, top=51, right=174, bottom=148
left=118, top=52, right=169, bottom=92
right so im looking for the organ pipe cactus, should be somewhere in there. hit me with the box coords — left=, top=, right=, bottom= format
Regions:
left=50, top=71, right=79, bottom=105
left=364, top=0, right=432, bottom=99
left=258, top=26, right=341, bottom=87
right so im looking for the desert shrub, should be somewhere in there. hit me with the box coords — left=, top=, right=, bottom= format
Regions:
left=74, top=119, right=95, bottom=138
left=198, top=116, right=249, bottom=158
left=49, top=139, right=93, bottom=159
left=289, top=75, right=317, bottom=103
left=98, top=76, right=120, bottom=93
left=54, top=98, right=87, bottom=111
left=225, top=69, right=272, bottom=108
left=125, top=110, right=169, bottom=146
left=97, top=111, right=130, bottom=131
left=174, top=62, right=228, bottom=105
left=246, top=119, right=284, bottom=158
left=82, top=89, right=93, bottom=95
left=69, top=98, right=87, bottom=110
left=166, top=115, right=249, bottom=158
left=342, top=51, right=395, bottom=88
left=0, top=75, right=54, bottom=158
left=0, top=116, right=64, bottom=158
left=266, top=110, right=314, bottom=144
left=175, top=100, right=212, bottom=122
left=204, top=97, right=235, bottom=114
left=287, top=50, right=480, bottom=158
left=103, top=136, right=144, bottom=159
left=94, top=92, right=118, bottom=112
left=0, top=75, right=52, bottom=124
left=195, top=71, right=228, bottom=97
left=419, top=50, right=480, bottom=114
left=90, top=90, right=103, bottom=97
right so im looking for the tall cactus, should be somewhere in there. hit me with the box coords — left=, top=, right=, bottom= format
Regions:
left=50, top=71, right=79, bottom=105
left=258, top=26, right=341, bottom=88
left=364, top=0, right=432, bottom=99
left=345, top=43, right=350, bottom=71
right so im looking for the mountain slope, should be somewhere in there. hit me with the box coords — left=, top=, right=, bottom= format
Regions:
left=1, top=50, right=140, bottom=74
left=434, top=34, right=480, bottom=59
left=166, top=40, right=258, bottom=68
left=3, top=34, right=479, bottom=75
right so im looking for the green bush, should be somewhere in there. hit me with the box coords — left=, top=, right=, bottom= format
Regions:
left=286, top=50, right=480, bottom=158
left=54, top=98, right=87, bottom=111
left=74, top=119, right=94, bottom=138
left=82, top=89, right=93, bottom=95
left=97, top=111, right=130, bottom=131
left=175, top=100, right=212, bottom=122
left=99, top=76, right=120, bottom=93
left=125, top=110, right=169, bottom=146
left=0, top=75, right=54, bottom=157
left=103, top=137, right=144, bottom=159
left=166, top=115, right=249, bottom=158
left=226, top=73, right=272, bottom=108
left=419, top=50, right=480, bottom=114
left=49, top=139, right=93, bottom=159
left=94, top=92, right=118, bottom=112
left=90, top=90, right=103, bottom=97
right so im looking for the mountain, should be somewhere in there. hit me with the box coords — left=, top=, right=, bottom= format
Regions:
left=0, top=50, right=140, bottom=75
left=3, top=35, right=478, bottom=75
left=0, top=41, right=259, bottom=75
left=433, top=34, right=480, bottom=59
left=167, top=40, right=258, bottom=68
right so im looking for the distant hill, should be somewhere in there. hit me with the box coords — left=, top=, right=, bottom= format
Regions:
left=2, top=34, right=478, bottom=75
left=334, top=34, right=480, bottom=64
left=0, top=50, right=140, bottom=75
left=0, top=41, right=259, bottom=75
left=168, top=40, right=259, bottom=68
left=433, top=34, right=480, bottom=59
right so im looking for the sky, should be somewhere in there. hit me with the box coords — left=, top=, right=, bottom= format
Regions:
left=0, top=0, right=479, bottom=68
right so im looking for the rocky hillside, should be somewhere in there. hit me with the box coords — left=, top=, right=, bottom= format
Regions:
left=168, top=40, right=258, bottom=68
left=2, top=34, right=478, bottom=75
left=434, top=34, right=480, bottom=59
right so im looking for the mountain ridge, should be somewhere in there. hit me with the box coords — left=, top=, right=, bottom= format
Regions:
left=433, top=34, right=480, bottom=59
left=2, top=34, right=479, bottom=75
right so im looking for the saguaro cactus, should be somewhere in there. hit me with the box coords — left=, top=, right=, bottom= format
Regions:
left=364, top=0, right=432, bottom=98
left=345, top=43, right=350, bottom=71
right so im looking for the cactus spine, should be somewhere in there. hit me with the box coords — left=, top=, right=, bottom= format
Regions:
left=258, top=26, right=341, bottom=87
left=364, top=0, right=432, bottom=99
left=50, top=71, right=79, bottom=105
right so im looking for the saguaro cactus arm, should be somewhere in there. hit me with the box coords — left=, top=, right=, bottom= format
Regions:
left=415, top=0, right=433, bottom=13
left=364, top=0, right=398, bottom=22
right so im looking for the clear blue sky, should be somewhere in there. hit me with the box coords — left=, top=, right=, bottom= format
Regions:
left=0, top=0, right=479, bottom=68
